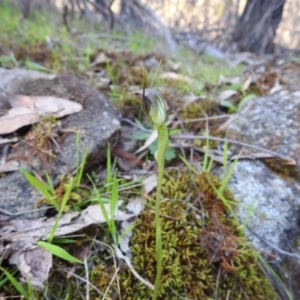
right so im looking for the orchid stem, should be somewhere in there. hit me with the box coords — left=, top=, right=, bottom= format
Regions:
left=152, top=122, right=168, bottom=300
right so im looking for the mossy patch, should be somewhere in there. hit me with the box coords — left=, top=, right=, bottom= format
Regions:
left=89, top=168, right=277, bottom=299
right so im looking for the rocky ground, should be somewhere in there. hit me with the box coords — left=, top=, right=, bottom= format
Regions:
left=0, top=2, right=300, bottom=299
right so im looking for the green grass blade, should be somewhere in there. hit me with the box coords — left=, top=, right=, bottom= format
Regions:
left=110, top=172, right=119, bottom=244
left=75, top=131, right=89, bottom=185
left=48, top=177, right=74, bottom=242
left=207, top=177, right=239, bottom=224
left=0, top=267, right=29, bottom=298
left=38, top=241, right=83, bottom=264
left=88, top=174, right=115, bottom=242
left=179, top=155, right=198, bottom=175
left=75, top=131, right=80, bottom=170
left=106, top=143, right=112, bottom=194
left=21, top=169, right=53, bottom=200
left=202, top=131, right=210, bottom=172
left=76, top=147, right=88, bottom=185
left=219, top=154, right=239, bottom=195
left=258, top=255, right=293, bottom=300
left=44, top=171, right=55, bottom=194
left=26, top=276, right=34, bottom=299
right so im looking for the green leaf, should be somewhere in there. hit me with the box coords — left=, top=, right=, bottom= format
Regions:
left=220, top=100, right=237, bottom=112
left=21, top=169, right=53, bottom=201
left=51, top=238, right=76, bottom=244
left=0, top=267, right=29, bottom=298
left=37, top=241, right=83, bottom=264
left=291, top=56, right=300, bottom=64
left=228, top=82, right=243, bottom=91
left=131, top=131, right=151, bottom=141
left=149, top=140, right=158, bottom=156
left=169, top=129, right=182, bottom=135
left=24, top=60, right=49, bottom=72
left=149, top=140, right=176, bottom=161
left=0, top=55, right=15, bottom=68
left=165, top=147, right=176, bottom=161
left=48, top=177, right=74, bottom=242
left=237, top=93, right=257, bottom=111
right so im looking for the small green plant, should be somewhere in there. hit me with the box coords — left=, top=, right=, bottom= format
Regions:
left=21, top=132, right=89, bottom=240
left=37, top=241, right=83, bottom=264
left=89, top=144, right=119, bottom=245
left=221, top=93, right=257, bottom=112
left=135, top=87, right=169, bottom=299
left=131, top=128, right=178, bottom=161
left=128, top=32, right=155, bottom=53
left=106, top=62, right=121, bottom=103
left=0, top=267, right=30, bottom=299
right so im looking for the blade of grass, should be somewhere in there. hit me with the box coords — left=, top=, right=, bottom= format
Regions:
left=110, top=171, right=119, bottom=244
left=76, top=147, right=89, bottom=185
left=0, top=267, right=29, bottom=298
left=207, top=177, right=239, bottom=224
left=44, top=171, right=55, bottom=194
left=38, top=241, right=83, bottom=264
left=106, top=143, right=112, bottom=194
left=218, top=154, right=239, bottom=195
left=202, top=131, right=210, bottom=172
left=258, top=255, right=293, bottom=300
left=48, top=177, right=74, bottom=242
left=89, top=176, right=110, bottom=230
left=179, top=154, right=198, bottom=175
left=21, top=169, right=53, bottom=200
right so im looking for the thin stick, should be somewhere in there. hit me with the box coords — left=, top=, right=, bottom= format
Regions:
left=60, top=268, right=103, bottom=296
left=172, top=134, right=295, bottom=163
left=84, top=251, right=90, bottom=300
left=150, top=59, right=163, bottom=89
left=114, top=246, right=154, bottom=290
left=247, top=227, right=300, bottom=260
left=182, top=115, right=230, bottom=123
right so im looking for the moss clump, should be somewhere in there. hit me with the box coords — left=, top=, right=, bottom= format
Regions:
left=180, top=99, right=217, bottom=130
left=118, top=200, right=215, bottom=299
left=197, top=172, right=278, bottom=299
left=114, top=170, right=277, bottom=299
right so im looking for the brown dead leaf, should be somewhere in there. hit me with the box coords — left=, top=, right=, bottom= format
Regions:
left=242, top=74, right=253, bottom=92
left=218, top=75, right=241, bottom=86
left=142, top=173, right=157, bottom=194
left=159, top=72, right=193, bottom=85
left=0, top=137, right=19, bottom=145
left=90, top=52, right=111, bottom=68
left=0, top=202, right=136, bottom=250
left=217, top=90, right=238, bottom=103
left=182, top=93, right=206, bottom=106
left=0, top=107, right=39, bottom=134
left=135, top=130, right=158, bottom=154
left=8, top=95, right=83, bottom=118
left=0, top=161, right=19, bottom=173
left=9, top=247, right=52, bottom=290
left=1, top=199, right=144, bottom=291
left=112, top=147, right=143, bottom=171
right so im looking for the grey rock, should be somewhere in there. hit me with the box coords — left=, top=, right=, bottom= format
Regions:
left=0, top=67, right=55, bottom=93
left=0, top=69, right=121, bottom=218
left=223, top=91, right=300, bottom=256
left=0, top=171, right=44, bottom=219
left=220, top=160, right=300, bottom=253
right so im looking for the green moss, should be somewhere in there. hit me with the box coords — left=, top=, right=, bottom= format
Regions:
left=89, top=169, right=277, bottom=299
left=121, top=201, right=215, bottom=299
